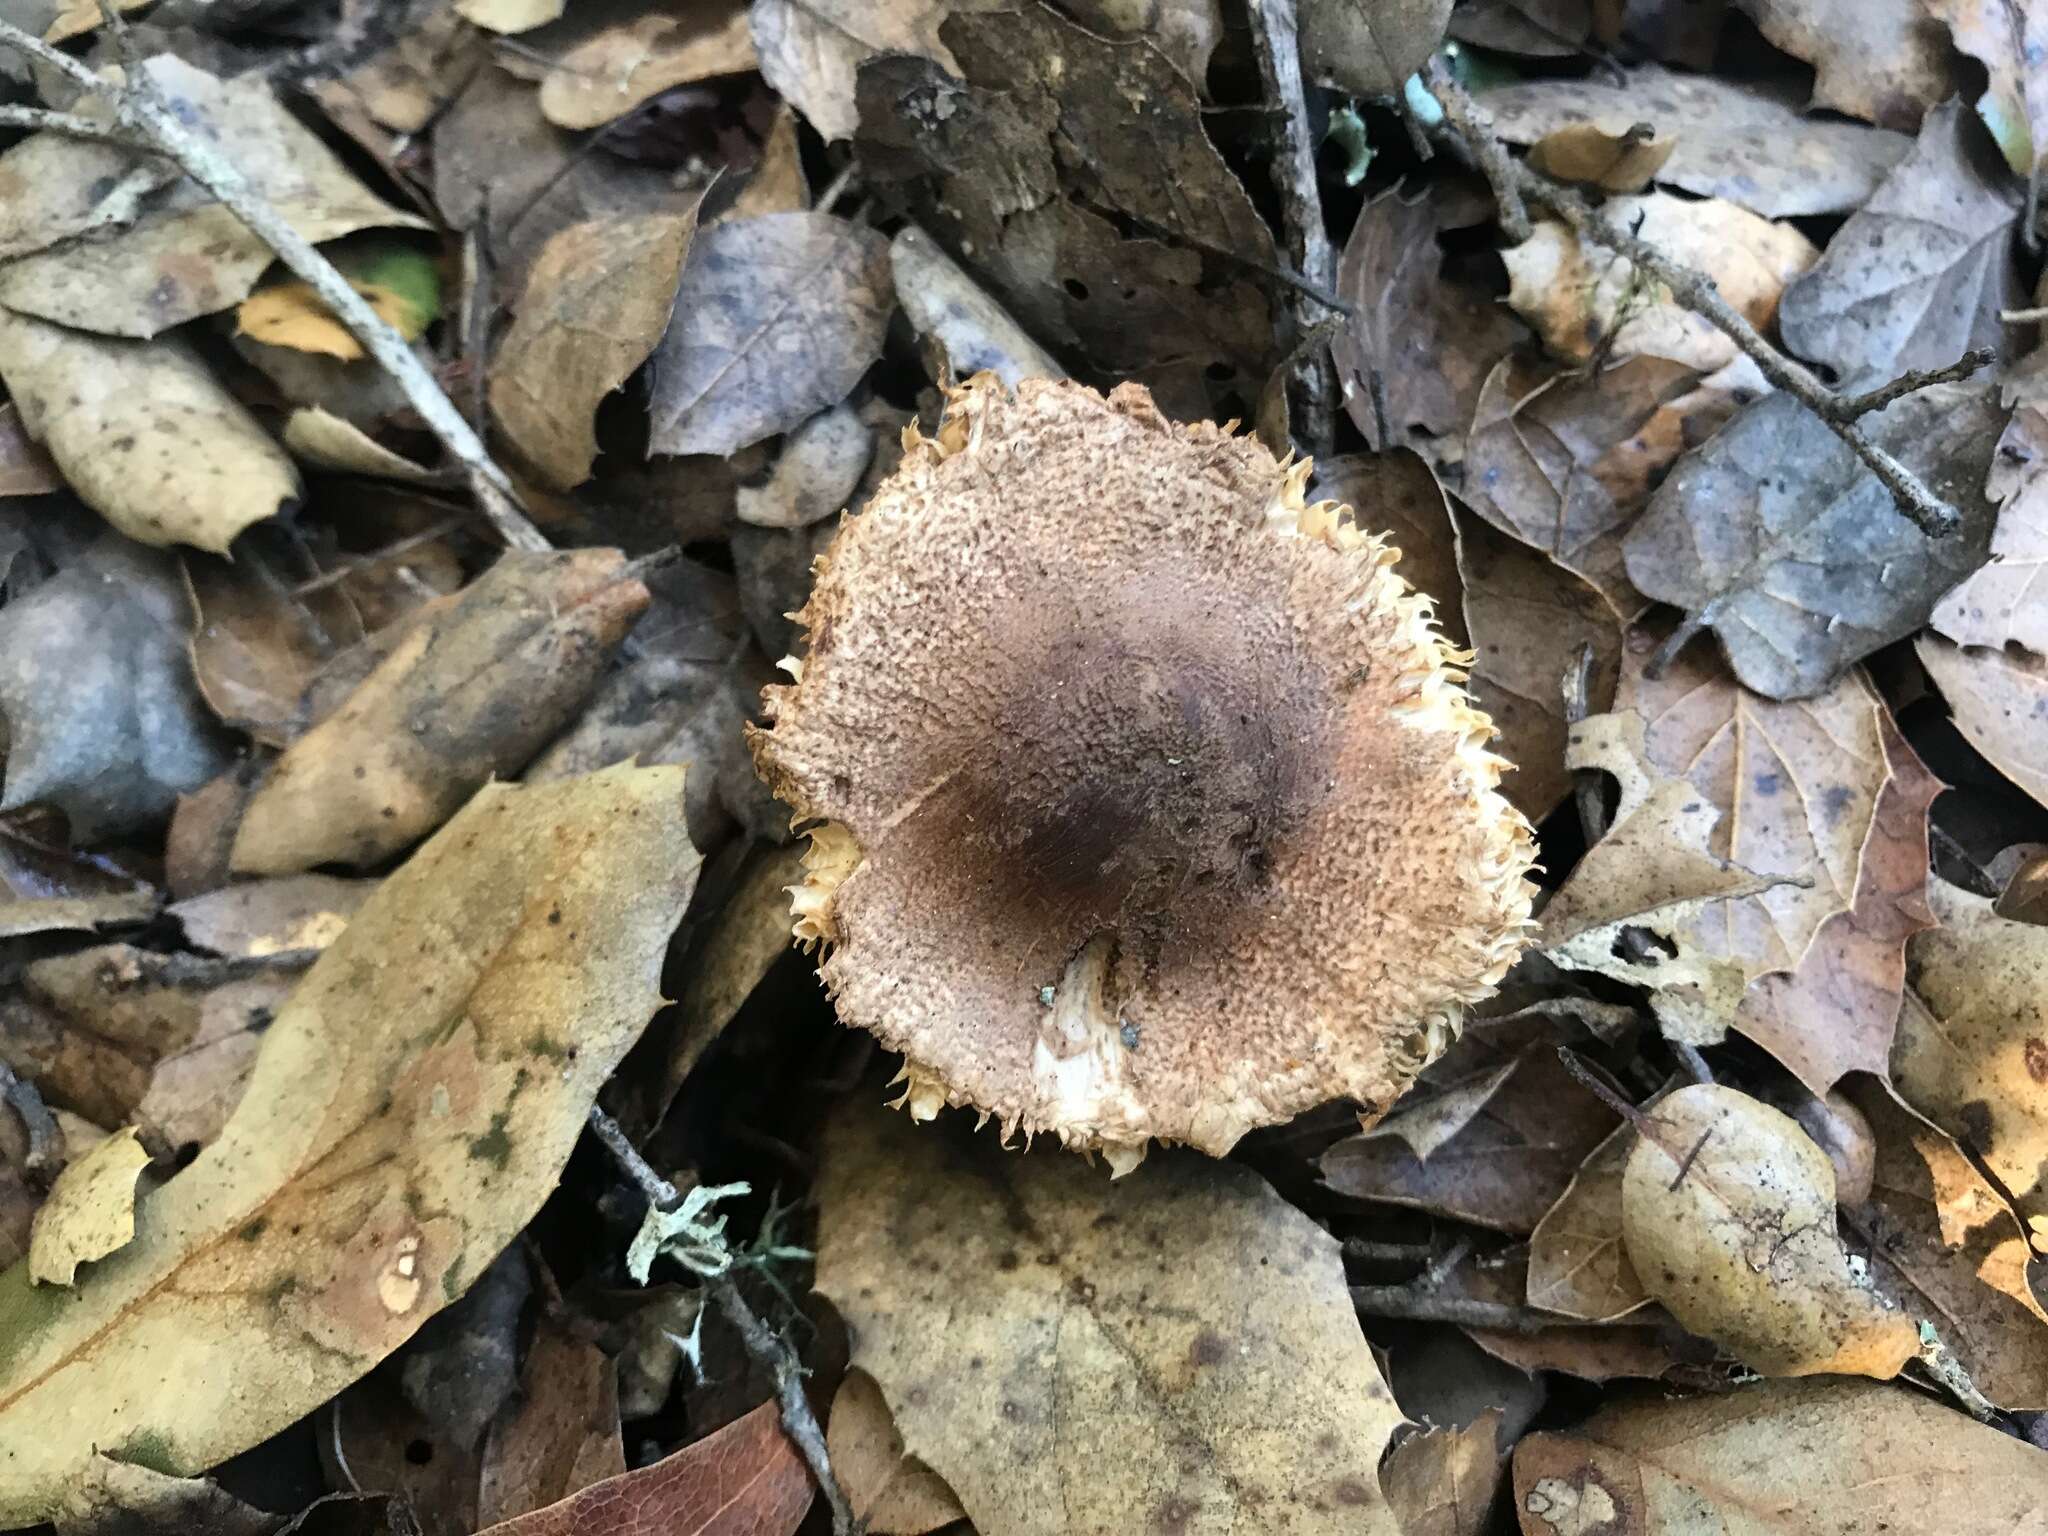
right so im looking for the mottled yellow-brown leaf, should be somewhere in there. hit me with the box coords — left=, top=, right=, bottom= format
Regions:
left=0, top=765, right=698, bottom=1525
left=26, top=1127, right=149, bottom=1288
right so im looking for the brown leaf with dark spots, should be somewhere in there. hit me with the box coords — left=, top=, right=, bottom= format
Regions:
left=826, top=1369, right=965, bottom=1536
left=492, top=208, right=702, bottom=490
left=477, top=1317, right=627, bottom=1526
left=230, top=550, right=650, bottom=874
left=647, top=212, right=889, bottom=458
left=1731, top=713, right=1939, bottom=1094
left=474, top=1399, right=811, bottom=1536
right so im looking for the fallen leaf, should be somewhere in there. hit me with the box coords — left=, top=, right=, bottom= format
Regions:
left=1917, top=634, right=2048, bottom=810
left=1450, top=0, right=1592, bottom=55
left=328, top=1362, right=485, bottom=1535
left=0, top=313, right=300, bottom=552
left=0, top=405, right=59, bottom=498
left=1313, top=450, right=1467, bottom=646
left=818, top=1101, right=1411, bottom=1536
left=1458, top=351, right=1704, bottom=621
left=183, top=542, right=367, bottom=749
left=539, top=3, right=756, bottom=130
left=1621, top=1083, right=1919, bottom=1378
left=235, top=244, right=441, bottom=364
left=1379, top=1409, right=1505, bottom=1536
left=0, top=534, right=235, bottom=840
left=1779, top=100, right=2022, bottom=385
left=1731, top=713, right=1939, bottom=1094
left=1896, top=876, right=2048, bottom=1232
left=1526, top=1119, right=1651, bottom=1323
left=0, top=890, right=158, bottom=940
left=826, top=1369, right=966, bottom=1536
left=456, top=0, right=563, bottom=34
left=26, top=1127, right=149, bottom=1288
left=40, top=0, right=151, bottom=42
left=1527, top=120, right=1676, bottom=192
left=646, top=212, right=890, bottom=458
left=169, top=874, right=374, bottom=958
left=1334, top=184, right=1527, bottom=454
left=493, top=207, right=702, bottom=489
left=1502, top=193, right=1816, bottom=374
left=890, top=225, right=1065, bottom=390
left=476, top=1317, right=627, bottom=1526
left=0, top=57, right=428, bottom=338
left=1620, top=633, right=1891, bottom=988
left=1455, top=509, right=1621, bottom=822
left=313, top=0, right=489, bottom=136
left=1625, top=383, right=2003, bottom=699
left=1928, top=0, right=2048, bottom=174
left=50, top=1455, right=275, bottom=1536
left=1848, top=1078, right=2048, bottom=1409
left=1479, top=64, right=1912, bottom=217
left=1432, top=1248, right=1712, bottom=1383
left=1299, top=0, right=1452, bottom=95
left=0, top=764, right=698, bottom=1520
left=1322, top=1047, right=1617, bottom=1233
left=1930, top=399, right=2048, bottom=650
left=474, top=1399, right=811, bottom=1536
left=751, top=0, right=955, bottom=141
left=736, top=404, right=875, bottom=528
left=1514, top=1377, right=2048, bottom=1534
left=1734, top=0, right=1961, bottom=130
left=230, top=550, right=651, bottom=874
left=280, top=407, right=440, bottom=485
left=1061, top=0, right=1225, bottom=84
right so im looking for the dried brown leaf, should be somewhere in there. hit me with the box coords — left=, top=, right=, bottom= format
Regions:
left=1299, top=0, right=1452, bottom=95
left=25, top=1127, right=148, bottom=1288
left=1512, top=1378, right=2048, bottom=1535
left=1479, top=65, right=1912, bottom=217
left=51, top=1455, right=275, bottom=1536
left=493, top=208, right=702, bottom=489
left=751, top=0, right=955, bottom=142
left=1780, top=99, right=2022, bottom=384
left=826, top=1369, right=966, bottom=1536
left=1526, top=1120, right=1650, bottom=1322
left=169, top=875, right=374, bottom=958
left=477, top=1318, right=628, bottom=1526
left=1526, top=122, right=1674, bottom=192
left=1917, top=634, right=2048, bottom=810
left=0, top=315, right=299, bottom=553
left=183, top=546, right=365, bottom=750
left=819, top=1102, right=1409, bottom=1536
left=475, top=1399, right=811, bottom=1536
left=1380, top=1409, right=1505, bottom=1536
left=1931, top=399, right=2048, bottom=650
left=646, top=212, right=890, bottom=458
left=1620, top=1084, right=1919, bottom=1378
left=1927, top=0, right=2048, bottom=174
left=0, top=405, right=58, bottom=498
left=1735, top=0, right=1962, bottom=130
left=539, top=3, right=756, bottom=129
left=0, top=764, right=698, bottom=1522
left=230, top=550, right=650, bottom=873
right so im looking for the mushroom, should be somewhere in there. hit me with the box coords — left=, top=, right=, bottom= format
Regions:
left=750, top=376, right=1537, bottom=1172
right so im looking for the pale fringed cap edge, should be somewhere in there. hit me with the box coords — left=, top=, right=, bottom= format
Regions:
left=751, top=374, right=1538, bottom=1174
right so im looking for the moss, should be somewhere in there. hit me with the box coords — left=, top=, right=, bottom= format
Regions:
left=111, top=1428, right=179, bottom=1476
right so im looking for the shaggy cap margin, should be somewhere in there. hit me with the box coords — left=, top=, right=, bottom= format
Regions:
left=749, top=376, right=1536, bottom=1172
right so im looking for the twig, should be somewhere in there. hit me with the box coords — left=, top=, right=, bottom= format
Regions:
left=1562, top=641, right=1608, bottom=846
left=1341, top=1237, right=1436, bottom=1266
left=1244, top=0, right=1338, bottom=457
left=0, top=1060, right=63, bottom=1186
left=1428, top=100, right=1980, bottom=538
left=0, top=102, right=143, bottom=144
left=587, top=1106, right=857, bottom=1536
left=1422, top=60, right=1529, bottom=242
left=2003, top=305, right=2048, bottom=324
left=1351, top=1285, right=1564, bottom=1334
left=0, top=16, right=550, bottom=553
left=1670, top=1041, right=1715, bottom=1086
left=1835, top=349, right=1995, bottom=418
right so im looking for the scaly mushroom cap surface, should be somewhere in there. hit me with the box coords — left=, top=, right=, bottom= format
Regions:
left=750, top=377, right=1536, bottom=1170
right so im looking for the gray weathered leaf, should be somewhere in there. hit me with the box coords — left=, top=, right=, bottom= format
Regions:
left=1624, top=383, right=2003, bottom=698
left=751, top=0, right=955, bottom=142
left=647, top=212, right=891, bottom=458
left=1779, top=99, right=2021, bottom=386
left=1299, top=0, right=1452, bottom=96
left=0, top=535, right=234, bottom=841
left=1930, top=399, right=2048, bottom=650
left=1480, top=64, right=1912, bottom=217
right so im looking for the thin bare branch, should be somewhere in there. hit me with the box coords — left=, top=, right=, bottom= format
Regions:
left=1423, top=60, right=1529, bottom=242
left=0, top=102, right=143, bottom=144
left=1351, top=1285, right=1564, bottom=1333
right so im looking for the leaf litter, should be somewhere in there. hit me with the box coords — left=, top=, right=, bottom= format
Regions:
left=0, top=3, right=2046, bottom=1532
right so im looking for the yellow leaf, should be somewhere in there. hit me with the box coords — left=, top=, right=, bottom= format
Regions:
left=236, top=281, right=423, bottom=363
left=26, top=1128, right=149, bottom=1288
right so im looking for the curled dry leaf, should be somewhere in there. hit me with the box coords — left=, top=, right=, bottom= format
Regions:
left=750, top=0, right=955, bottom=142
left=1513, top=1377, right=2048, bottom=1536
left=475, top=1398, right=810, bottom=1536
left=826, top=1369, right=966, bottom=1536
left=1625, top=382, right=2003, bottom=699
left=230, top=550, right=651, bottom=874
left=0, top=534, right=234, bottom=841
left=1480, top=64, right=1912, bottom=218
left=1620, top=1083, right=1919, bottom=1379
left=647, top=212, right=891, bottom=458
left=817, top=1101, right=1411, bottom=1536
left=1779, top=100, right=2022, bottom=385
left=280, top=407, right=438, bottom=484
left=539, top=2, right=756, bottom=130
left=1917, top=635, right=2048, bottom=811
left=1333, top=184, right=1525, bottom=455
left=0, top=765, right=698, bottom=1522
left=25, top=1126, right=149, bottom=1288
left=492, top=207, right=703, bottom=490
left=1730, top=712, right=1939, bottom=1094
left=1848, top=1079, right=2048, bottom=1410
left=1736, top=0, right=1961, bottom=131
left=183, top=542, right=367, bottom=750
left=1526, top=122, right=1675, bottom=192
left=0, top=56, right=427, bottom=338
left=0, top=314, right=299, bottom=553
left=1897, top=877, right=2048, bottom=1234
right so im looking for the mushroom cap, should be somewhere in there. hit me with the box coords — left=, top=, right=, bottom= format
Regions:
left=750, top=377, right=1536, bottom=1167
